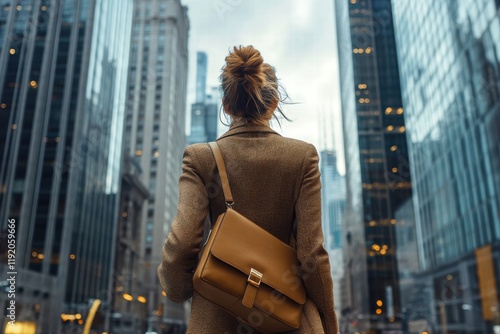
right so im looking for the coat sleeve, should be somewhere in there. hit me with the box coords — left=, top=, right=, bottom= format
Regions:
left=157, top=145, right=209, bottom=303
left=295, top=144, right=339, bottom=334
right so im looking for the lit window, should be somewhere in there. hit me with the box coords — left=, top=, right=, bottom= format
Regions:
left=399, top=126, right=406, bottom=132
left=1, top=103, right=7, bottom=109
left=16, top=5, right=22, bottom=11
left=366, top=47, right=372, bottom=54
left=135, top=149, right=142, bottom=156
left=154, top=151, right=160, bottom=157
left=9, top=49, right=16, bottom=55
left=376, top=309, right=382, bottom=315
left=387, top=125, right=394, bottom=131
left=392, top=167, right=398, bottom=173
left=397, top=107, right=403, bottom=114
left=385, top=107, right=393, bottom=114
left=30, top=80, right=38, bottom=88
left=390, top=145, right=397, bottom=152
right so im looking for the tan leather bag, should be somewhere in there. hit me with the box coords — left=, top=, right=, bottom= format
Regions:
left=193, top=142, right=307, bottom=333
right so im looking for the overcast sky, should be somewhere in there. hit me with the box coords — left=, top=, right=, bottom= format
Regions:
left=181, top=0, right=345, bottom=173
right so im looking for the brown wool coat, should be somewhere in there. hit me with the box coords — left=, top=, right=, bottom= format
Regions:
left=157, top=121, right=339, bottom=334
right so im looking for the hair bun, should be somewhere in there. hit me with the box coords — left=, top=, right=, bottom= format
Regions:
left=225, top=45, right=265, bottom=89
left=220, top=45, right=288, bottom=123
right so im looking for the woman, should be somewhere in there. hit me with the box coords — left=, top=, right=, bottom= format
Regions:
left=157, top=45, right=338, bottom=333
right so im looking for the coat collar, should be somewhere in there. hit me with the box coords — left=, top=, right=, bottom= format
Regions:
left=217, top=118, right=282, bottom=141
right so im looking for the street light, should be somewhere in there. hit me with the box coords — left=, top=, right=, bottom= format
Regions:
left=122, top=293, right=133, bottom=301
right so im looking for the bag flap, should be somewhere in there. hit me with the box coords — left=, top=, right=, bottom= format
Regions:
left=210, top=209, right=307, bottom=305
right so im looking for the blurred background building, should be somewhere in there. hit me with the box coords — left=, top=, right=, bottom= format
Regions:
left=335, top=0, right=413, bottom=332
left=392, top=0, right=500, bottom=332
left=320, top=149, right=346, bottom=321
left=111, top=154, right=149, bottom=333
left=121, top=0, right=189, bottom=332
left=0, top=0, right=133, bottom=333
left=187, top=51, right=219, bottom=145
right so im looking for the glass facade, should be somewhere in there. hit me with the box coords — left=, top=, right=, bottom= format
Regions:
left=0, top=0, right=133, bottom=332
left=195, top=51, right=207, bottom=103
left=392, top=0, right=500, bottom=332
left=335, top=0, right=413, bottom=332
left=320, top=149, right=346, bottom=319
left=188, top=51, right=218, bottom=145
left=320, top=150, right=346, bottom=251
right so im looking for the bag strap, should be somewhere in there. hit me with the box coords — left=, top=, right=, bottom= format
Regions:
left=208, top=142, right=234, bottom=208
left=208, top=141, right=297, bottom=249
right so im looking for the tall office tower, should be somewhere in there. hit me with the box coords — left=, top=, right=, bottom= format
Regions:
left=123, top=0, right=189, bottom=332
left=334, top=0, right=413, bottom=332
left=320, top=149, right=346, bottom=320
left=320, top=150, right=346, bottom=251
left=392, top=0, right=500, bottom=332
left=188, top=52, right=218, bottom=145
left=0, top=0, right=133, bottom=333
left=195, top=51, right=207, bottom=104
left=111, top=154, right=149, bottom=334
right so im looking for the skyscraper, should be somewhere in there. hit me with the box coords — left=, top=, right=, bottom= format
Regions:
left=0, top=0, right=133, bottom=332
left=334, top=0, right=413, bottom=332
left=188, top=51, right=219, bottom=145
left=122, top=0, right=189, bottom=332
left=320, top=150, right=346, bottom=251
left=195, top=51, right=207, bottom=104
left=392, top=0, right=500, bottom=332
left=111, top=154, right=150, bottom=334
left=320, top=149, right=346, bottom=320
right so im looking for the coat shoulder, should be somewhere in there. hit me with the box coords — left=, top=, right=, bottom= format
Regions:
left=277, top=136, right=318, bottom=157
left=185, top=143, right=212, bottom=160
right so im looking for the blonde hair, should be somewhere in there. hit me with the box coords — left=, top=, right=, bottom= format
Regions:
left=220, top=45, right=290, bottom=126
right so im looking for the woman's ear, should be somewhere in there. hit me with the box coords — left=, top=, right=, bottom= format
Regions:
left=222, top=98, right=232, bottom=115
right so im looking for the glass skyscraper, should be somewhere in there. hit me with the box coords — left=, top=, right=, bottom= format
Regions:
left=0, top=0, right=132, bottom=332
left=320, top=149, right=346, bottom=321
left=320, top=150, right=346, bottom=252
left=392, top=0, right=500, bottom=332
left=188, top=51, right=218, bottom=145
left=195, top=51, right=207, bottom=104
left=334, top=0, right=413, bottom=332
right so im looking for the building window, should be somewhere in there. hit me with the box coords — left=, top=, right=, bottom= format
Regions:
left=160, top=3, right=167, bottom=16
